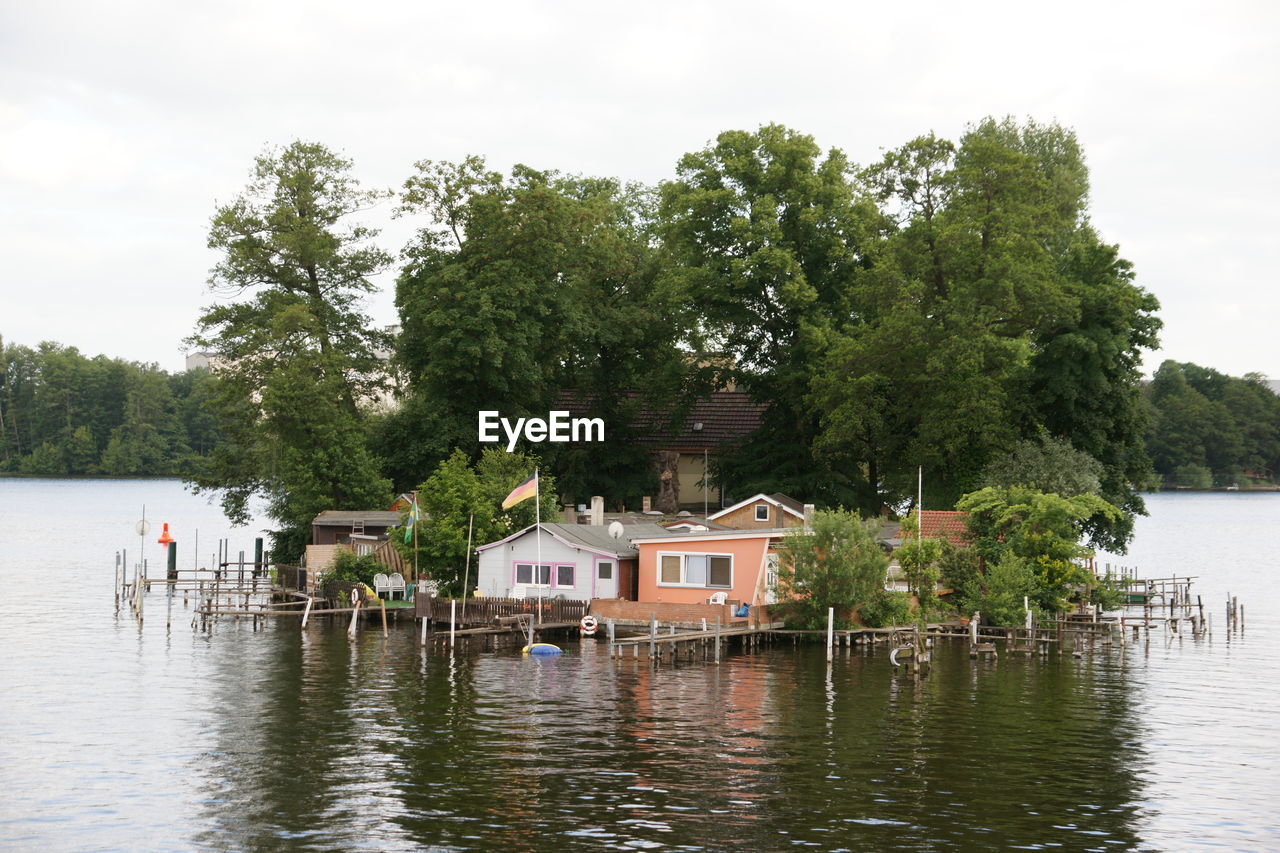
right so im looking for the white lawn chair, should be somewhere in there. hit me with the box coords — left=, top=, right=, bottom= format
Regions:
left=373, top=572, right=391, bottom=598
left=388, top=572, right=406, bottom=600
left=707, top=591, right=728, bottom=605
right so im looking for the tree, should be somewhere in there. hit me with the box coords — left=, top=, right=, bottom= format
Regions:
left=188, top=141, right=393, bottom=559
left=401, top=448, right=561, bottom=596
left=958, top=485, right=1119, bottom=612
left=774, top=509, right=889, bottom=629
left=660, top=124, right=881, bottom=506
left=978, top=435, right=1103, bottom=497
left=394, top=159, right=696, bottom=502
left=811, top=118, right=1158, bottom=538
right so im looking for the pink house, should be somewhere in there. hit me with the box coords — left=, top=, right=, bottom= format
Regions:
left=629, top=528, right=789, bottom=608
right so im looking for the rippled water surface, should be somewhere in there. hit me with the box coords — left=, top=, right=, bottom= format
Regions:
left=1, top=481, right=1277, bottom=851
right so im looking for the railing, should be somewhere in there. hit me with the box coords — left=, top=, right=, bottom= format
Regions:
left=416, top=595, right=590, bottom=625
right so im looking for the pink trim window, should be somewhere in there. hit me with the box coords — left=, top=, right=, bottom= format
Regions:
left=512, top=560, right=576, bottom=589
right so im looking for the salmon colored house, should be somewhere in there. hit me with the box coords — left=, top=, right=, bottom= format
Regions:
left=629, top=528, right=789, bottom=608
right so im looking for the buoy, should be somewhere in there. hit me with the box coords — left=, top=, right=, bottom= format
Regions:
left=157, top=523, right=173, bottom=547
left=523, top=643, right=563, bottom=656
left=580, top=615, right=598, bottom=636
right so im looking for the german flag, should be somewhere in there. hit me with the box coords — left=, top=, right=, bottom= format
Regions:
left=501, top=472, right=537, bottom=509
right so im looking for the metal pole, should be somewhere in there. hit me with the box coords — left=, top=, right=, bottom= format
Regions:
left=450, top=599, right=456, bottom=647
left=536, top=469, right=543, bottom=625
left=461, top=513, right=474, bottom=624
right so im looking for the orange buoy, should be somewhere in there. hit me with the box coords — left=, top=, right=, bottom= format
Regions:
left=157, top=523, right=173, bottom=547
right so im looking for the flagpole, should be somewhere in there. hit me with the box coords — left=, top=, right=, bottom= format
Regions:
left=535, top=468, right=542, bottom=625
left=412, top=489, right=419, bottom=587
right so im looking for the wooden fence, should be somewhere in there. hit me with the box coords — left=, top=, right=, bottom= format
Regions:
left=416, top=595, right=590, bottom=625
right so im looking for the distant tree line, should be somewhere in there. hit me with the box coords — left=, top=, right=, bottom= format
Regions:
left=0, top=337, right=224, bottom=477
left=1144, top=360, right=1280, bottom=488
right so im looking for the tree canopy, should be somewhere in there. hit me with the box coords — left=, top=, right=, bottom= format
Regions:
left=187, top=141, right=393, bottom=559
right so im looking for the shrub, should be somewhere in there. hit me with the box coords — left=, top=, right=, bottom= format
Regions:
left=959, top=554, right=1038, bottom=627
left=317, top=549, right=382, bottom=602
left=860, top=590, right=913, bottom=628
left=774, top=510, right=888, bottom=629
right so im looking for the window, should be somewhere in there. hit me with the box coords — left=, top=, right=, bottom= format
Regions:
left=660, top=555, right=682, bottom=584
left=765, top=552, right=779, bottom=590
left=657, top=552, right=732, bottom=589
left=755, top=503, right=770, bottom=522
left=515, top=563, right=551, bottom=586
left=708, top=556, right=731, bottom=588
left=556, top=564, right=575, bottom=587
left=597, top=561, right=613, bottom=580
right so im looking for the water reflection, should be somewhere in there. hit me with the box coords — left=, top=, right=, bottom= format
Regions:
left=186, top=628, right=1149, bottom=851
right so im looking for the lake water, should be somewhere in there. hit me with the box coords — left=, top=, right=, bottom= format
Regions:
left=0, top=480, right=1277, bottom=851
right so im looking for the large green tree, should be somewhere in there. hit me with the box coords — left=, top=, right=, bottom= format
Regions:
left=810, top=119, right=1157, bottom=550
left=659, top=124, right=881, bottom=505
left=391, top=159, right=695, bottom=503
left=189, top=141, right=393, bottom=559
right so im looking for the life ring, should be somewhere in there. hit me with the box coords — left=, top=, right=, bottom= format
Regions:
left=580, top=615, right=598, bottom=636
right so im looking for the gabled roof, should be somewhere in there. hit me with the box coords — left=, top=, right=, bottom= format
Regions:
left=476, top=522, right=674, bottom=558
left=919, top=510, right=970, bottom=543
left=707, top=492, right=806, bottom=522
left=632, top=527, right=792, bottom=545
left=553, top=390, right=767, bottom=450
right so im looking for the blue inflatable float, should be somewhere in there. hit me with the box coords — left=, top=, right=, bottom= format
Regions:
left=523, top=643, right=563, bottom=656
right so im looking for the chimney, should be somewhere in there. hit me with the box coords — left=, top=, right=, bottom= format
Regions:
left=642, top=496, right=652, bottom=513
left=562, top=503, right=577, bottom=524
left=803, top=503, right=815, bottom=528
left=590, top=496, right=605, bottom=527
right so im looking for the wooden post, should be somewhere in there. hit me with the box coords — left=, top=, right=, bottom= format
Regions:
left=380, top=598, right=388, bottom=638
left=420, top=608, right=428, bottom=644
left=826, top=607, right=834, bottom=661
left=450, top=599, right=457, bottom=647
left=714, top=615, right=721, bottom=663
left=301, top=596, right=313, bottom=628
left=649, top=614, right=657, bottom=661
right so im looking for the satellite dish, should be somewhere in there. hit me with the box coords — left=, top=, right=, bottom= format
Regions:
left=608, top=521, right=625, bottom=540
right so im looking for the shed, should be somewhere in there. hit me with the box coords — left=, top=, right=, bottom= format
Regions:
left=474, top=522, right=673, bottom=601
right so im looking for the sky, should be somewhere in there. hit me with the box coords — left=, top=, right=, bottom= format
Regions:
left=1, top=0, right=1276, bottom=377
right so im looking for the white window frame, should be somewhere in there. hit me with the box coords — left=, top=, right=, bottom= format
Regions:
left=597, top=560, right=614, bottom=580
left=513, top=561, right=552, bottom=588
left=656, top=551, right=733, bottom=589
left=755, top=503, right=770, bottom=522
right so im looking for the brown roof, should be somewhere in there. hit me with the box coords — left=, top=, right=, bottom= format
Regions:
left=553, top=390, right=767, bottom=450
left=919, top=510, right=970, bottom=543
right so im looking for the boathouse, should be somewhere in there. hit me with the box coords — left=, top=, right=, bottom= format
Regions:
left=474, top=522, right=672, bottom=601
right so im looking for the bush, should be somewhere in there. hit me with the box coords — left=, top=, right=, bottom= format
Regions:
left=317, top=550, right=382, bottom=603
left=775, top=510, right=889, bottom=629
left=959, top=554, right=1039, bottom=627
left=860, top=590, right=913, bottom=628
left=1169, top=464, right=1212, bottom=490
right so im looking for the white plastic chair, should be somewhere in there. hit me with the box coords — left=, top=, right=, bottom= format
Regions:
left=373, top=572, right=391, bottom=598
left=707, top=591, right=728, bottom=605
left=388, top=572, right=406, bottom=600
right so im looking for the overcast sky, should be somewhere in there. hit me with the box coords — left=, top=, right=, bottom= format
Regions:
left=2, top=1, right=1276, bottom=377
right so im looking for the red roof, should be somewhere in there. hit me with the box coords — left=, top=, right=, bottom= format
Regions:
left=919, top=510, right=970, bottom=543
left=553, top=390, right=766, bottom=450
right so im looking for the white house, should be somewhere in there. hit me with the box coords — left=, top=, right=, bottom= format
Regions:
left=474, top=522, right=672, bottom=601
